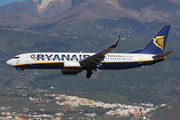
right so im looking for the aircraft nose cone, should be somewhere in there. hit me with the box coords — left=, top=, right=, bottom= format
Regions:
left=6, top=59, right=13, bottom=66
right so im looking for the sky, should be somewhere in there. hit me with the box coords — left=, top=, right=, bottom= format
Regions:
left=0, top=0, right=26, bottom=7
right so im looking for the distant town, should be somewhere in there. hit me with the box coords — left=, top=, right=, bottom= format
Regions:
left=0, top=88, right=169, bottom=120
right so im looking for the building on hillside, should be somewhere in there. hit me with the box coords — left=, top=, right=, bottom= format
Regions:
left=1, top=107, right=6, bottom=110
left=37, top=98, right=42, bottom=102
left=85, top=113, right=96, bottom=117
left=1, top=112, right=5, bottom=115
left=130, top=111, right=141, bottom=116
left=55, top=117, right=61, bottom=120
left=29, top=97, right=36, bottom=101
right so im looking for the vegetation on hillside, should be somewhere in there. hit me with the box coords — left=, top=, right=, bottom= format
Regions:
left=2, top=17, right=180, bottom=105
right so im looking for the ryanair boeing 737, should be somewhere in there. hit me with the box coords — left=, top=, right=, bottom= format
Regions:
left=6, top=25, right=173, bottom=78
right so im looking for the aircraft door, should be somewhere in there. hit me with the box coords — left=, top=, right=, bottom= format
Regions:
left=25, top=55, right=30, bottom=62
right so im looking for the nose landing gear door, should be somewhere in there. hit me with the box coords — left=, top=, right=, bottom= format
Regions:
left=25, top=55, right=30, bottom=63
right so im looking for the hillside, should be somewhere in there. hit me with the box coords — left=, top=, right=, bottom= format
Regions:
left=0, top=12, right=44, bottom=27
left=151, top=102, right=180, bottom=120
left=2, top=21, right=180, bottom=105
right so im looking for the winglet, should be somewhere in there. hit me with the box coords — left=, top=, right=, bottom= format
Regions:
left=110, top=36, right=120, bottom=48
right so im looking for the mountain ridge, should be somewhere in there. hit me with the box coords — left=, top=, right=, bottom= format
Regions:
left=0, top=0, right=180, bottom=29
left=0, top=0, right=72, bottom=17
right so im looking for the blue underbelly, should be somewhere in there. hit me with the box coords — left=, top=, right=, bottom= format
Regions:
left=16, top=63, right=64, bottom=69
left=99, top=59, right=163, bottom=70
left=15, top=59, right=164, bottom=70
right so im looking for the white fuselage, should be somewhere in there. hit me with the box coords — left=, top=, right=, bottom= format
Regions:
left=6, top=52, right=164, bottom=70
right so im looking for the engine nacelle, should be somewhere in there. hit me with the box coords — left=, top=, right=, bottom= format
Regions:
left=62, top=69, right=81, bottom=75
left=62, top=61, right=81, bottom=75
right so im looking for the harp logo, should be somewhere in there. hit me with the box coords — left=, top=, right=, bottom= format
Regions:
left=153, top=35, right=165, bottom=51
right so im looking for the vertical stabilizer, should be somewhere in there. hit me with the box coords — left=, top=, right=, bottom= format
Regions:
left=132, top=25, right=170, bottom=54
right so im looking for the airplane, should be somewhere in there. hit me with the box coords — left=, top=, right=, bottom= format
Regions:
left=6, top=25, right=173, bottom=78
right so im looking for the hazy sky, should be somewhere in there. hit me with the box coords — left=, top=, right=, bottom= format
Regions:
left=0, top=0, right=26, bottom=6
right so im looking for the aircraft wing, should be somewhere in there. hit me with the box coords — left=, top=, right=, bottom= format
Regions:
left=80, top=36, right=120, bottom=68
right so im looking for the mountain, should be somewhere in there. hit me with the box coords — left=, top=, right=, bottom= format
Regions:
left=37, top=1, right=132, bottom=29
left=0, top=0, right=180, bottom=30
left=27, top=0, right=180, bottom=32
left=0, top=0, right=72, bottom=17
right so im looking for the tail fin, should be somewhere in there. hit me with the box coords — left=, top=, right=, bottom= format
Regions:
left=132, top=25, right=170, bottom=54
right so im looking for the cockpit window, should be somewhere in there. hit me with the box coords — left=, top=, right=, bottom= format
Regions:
left=13, top=56, right=20, bottom=59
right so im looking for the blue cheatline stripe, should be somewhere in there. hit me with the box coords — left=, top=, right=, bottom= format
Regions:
left=100, top=61, right=152, bottom=69
left=14, top=62, right=64, bottom=69
left=13, top=61, right=64, bottom=67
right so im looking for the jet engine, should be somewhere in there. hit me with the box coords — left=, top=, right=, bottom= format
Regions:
left=62, top=61, right=81, bottom=75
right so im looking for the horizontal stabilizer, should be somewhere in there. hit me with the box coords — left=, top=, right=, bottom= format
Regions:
left=153, top=50, right=174, bottom=58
